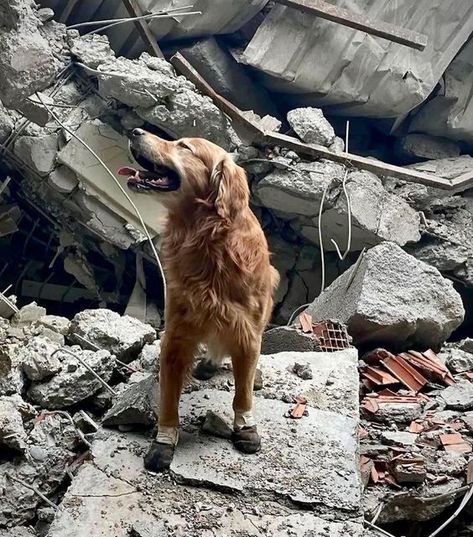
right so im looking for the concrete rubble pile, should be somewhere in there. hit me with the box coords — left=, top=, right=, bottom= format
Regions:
left=0, top=0, right=472, bottom=536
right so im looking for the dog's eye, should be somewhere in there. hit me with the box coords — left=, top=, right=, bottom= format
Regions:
left=177, top=141, right=194, bottom=153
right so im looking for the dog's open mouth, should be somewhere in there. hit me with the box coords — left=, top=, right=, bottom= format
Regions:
left=119, top=153, right=180, bottom=192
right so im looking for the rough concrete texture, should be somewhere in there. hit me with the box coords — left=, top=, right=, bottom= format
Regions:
left=102, top=374, right=157, bottom=427
left=28, top=346, right=115, bottom=408
left=383, top=156, right=473, bottom=287
left=0, top=343, right=24, bottom=396
left=47, top=165, right=79, bottom=194
left=47, top=430, right=363, bottom=537
left=287, top=107, right=335, bottom=146
left=394, top=134, right=460, bottom=163
left=177, top=37, right=280, bottom=119
left=12, top=302, right=46, bottom=325
left=307, top=242, right=465, bottom=349
left=439, top=347, right=473, bottom=373
left=17, top=336, right=61, bottom=381
left=441, top=381, right=473, bottom=411
left=137, top=340, right=160, bottom=371
left=255, top=165, right=420, bottom=251
left=0, top=4, right=58, bottom=107
left=71, top=33, right=239, bottom=150
left=69, top=308, right=156, bottom=362
left=261, top=326, right=321, bottom=354
left=0, top=395, right=27, bottom=451
left=13, top=133, right=58, bottom=176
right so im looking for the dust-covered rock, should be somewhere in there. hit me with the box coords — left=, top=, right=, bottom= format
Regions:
left=0, top=395, right=27, bottom=451
left=439, top=347, right=473, bottom=374
left=69, top=308, right=156, bottom=362
left=441, top=381, right=473, bottom=411
left=18, top=336, right=61, bottom=381
left=287, top=107, right=336, bottom=146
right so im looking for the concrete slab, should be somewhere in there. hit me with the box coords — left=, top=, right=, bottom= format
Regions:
left=57, top=120, right=166, bottom=238
left=173, top=389, right=361, bottom=514
left=47, top=429, right=364, bottom=537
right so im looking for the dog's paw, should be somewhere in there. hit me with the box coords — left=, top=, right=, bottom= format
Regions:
left=232, top=425, right=261, bottom=454
left=143, top=440, right=175, bottom=472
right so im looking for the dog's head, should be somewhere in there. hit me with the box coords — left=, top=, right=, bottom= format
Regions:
left=122, top=128, right=249, bottom=220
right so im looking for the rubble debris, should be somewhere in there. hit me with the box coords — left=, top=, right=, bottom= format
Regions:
left=441, top=381, right=473, bottom=411
left=17, top=337, right=61, bottom=381
left=69, top=308, right=156, bottom=362
left=288, top=395, right=308, bottom=418
left=440, top=432, right=472, bottom=454
left=394, top=134, right=461, bottom=163
left=287, top=107, right=336, bottom=146
left=380, top=431, right=418, bottom=447
left=391, top=456, right=426, bottom=484
left=28, top=346, right=115, bottom=409
left=201, top=410, right=232, bottom=439
left=293, top=362, right=313, bottom=380
left=0, top=343, right=25, bottom=396
left=12, top=302, right=46, bottom=326
left=102, top=374, right=157, bottom=427
left=0, top=394, right=27, bottom=452
left=382, top=354, right=428, bottom=393
left=307, top=242, right=465, bottom=349
left=439, top=347, right=473, bottom=374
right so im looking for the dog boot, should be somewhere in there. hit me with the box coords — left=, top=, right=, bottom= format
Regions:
left=193, top=358, right=220, bottom=380
left=232, top=425, right=261, bottom=454
left=144, top=440, right=175, bottom=472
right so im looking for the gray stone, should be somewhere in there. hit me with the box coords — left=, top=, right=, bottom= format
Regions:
left=448, top=338, right=473, bottom=354
left=394, top=134, right=460, bottom=163
left=201, top=410, right=232, bottom=439
left=13, top=133, right=58, bottom=176
left=0, top=101, right=14, bottom=143
left=12, top=302, right=47, bottom=325
left=0, top=12, right=57, bottom=106
left=47, top=166, right=79, bottom=194
left=0, top=343, right=24, bottom=396
left=69, top=33, right=115, bottom=70
left=37, top=7, right=54, bottom=23
left=262, top=326, right=321, bottom=354
left=441, top=381, right=473, bottom=411
left=368, top=403, right=423, bottom=424
left=293, top=362, right=313, bottom=380
left=0, top=395, right=27, bottom=451
left=14, top=91, right=53, bottom=126
left=380, top=431, right=418, bottom=446
left=307, top=242, right=465, bottom=349
left=28, top=346, right=115, bottom=408
left=439, top=347, right=473, bottom=374
left=18, top=336, right=61, bottom=381
left=102, top=374, right=157, bottom=427
left=0, top=528, right=36, bottom=537
left=172, top=389, right=361, bottom=513
left=70, top=308, right=156, bottom=362
left=463, top=411, right=473, bottom=432
left=287, top=107, right=335, bottom=146
left=36, top=314, right=71, bottom=335
left=138, top=340, right=160, bottom=371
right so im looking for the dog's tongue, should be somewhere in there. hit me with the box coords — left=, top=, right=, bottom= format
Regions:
left=118, top=166, right=138, bottom=177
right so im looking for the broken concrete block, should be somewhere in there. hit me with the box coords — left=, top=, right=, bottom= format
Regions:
left=394, top=134, right=460, bottom=163
left=69, top=33, right=115, bottom=70
left=441, top=381, right=473, bottom=411
left=201, top=410, right=232, bottom=439
left=137, top=340, right=160, bottom=371
left=0, top=13, right=57, bottom=107
left=28, top=346, right=115, bottom=409
left=380, top=431, right=418, bottom=447
left=102, top=374, right=157, bottom=427
left=0, top=395, right=27, bottom=451
left=307, top=242, right=465, bottom=349
left=47, top=165, right=79, bottom=194
left=36, top=314, right=71, bottom=335
left=0, top=343, right=24, bottom=396
left=70, top=308, right=156, bottom=362
left=13, top=133, right=58, bottom=176
left=439, top=347, right=473, bottom=374
left=0, top=101, right=14, bottom=143
left=14, top=91, right=53, bottom=126
left=261, top=326, right=320, bottom=354
left=177, top=36, right=280, bottom=119
left=287, top=107, right=335, bottom=146
left=367, top=403, right=423, bottom=425
left=12, top=301, right=46, bottom=325
left=17, top=336, right=61, bottom=381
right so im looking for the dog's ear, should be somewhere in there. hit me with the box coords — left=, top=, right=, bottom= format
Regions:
left=210, top=157, right=249, bottom=220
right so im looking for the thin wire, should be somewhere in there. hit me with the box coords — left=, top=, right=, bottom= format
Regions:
left=364, top=520, right=396, bottom=537
left=426, top=485, right=473, bottom=537
left=6, top=473, right=58, bottom=510
left=67, top=6, right=195, bottom=28
left=35, top=93, right=167, bottom=307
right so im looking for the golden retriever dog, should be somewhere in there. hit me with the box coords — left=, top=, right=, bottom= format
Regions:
left=123, top=128, right=279, bottom=471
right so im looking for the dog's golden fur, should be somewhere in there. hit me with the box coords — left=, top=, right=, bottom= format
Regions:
left=129, top=132, right=279, bottom=438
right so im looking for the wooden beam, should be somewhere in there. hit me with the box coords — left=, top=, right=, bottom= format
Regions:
left=170, top=52, right=472, bottom=191
left=274, top=0, right=428, bottom=51
left=121, top=0, right=164, bottom=58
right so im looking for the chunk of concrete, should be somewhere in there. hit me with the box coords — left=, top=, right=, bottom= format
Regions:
left=47, top=166, right=79, bottom=194
left=28, top=346, right=115, bottom=408
left=0, top=395, right=27, bottom=451
left=12, top=301, right=46, bottom=325
left=102, top=374, right=157, bottom=427
left=36, top=314, right=71, bottom=335
left=441, top=381, right=473, bottom=411
left=380, top=431, right=418, bottom=446
left=14, top=91, right=53, bottom=126
left=287, top=107, right=335, bottom=146
left=261, top=326, right=321, bottom=354
left=0, top=343, right=24, bottom=396
left=13, top=133, right=58, bottom=176
left=137, top=340, right=160, bottom=371
left=69, top=33, right=115, bottom=70
left=172, top=389, right=361, bottom=513
left=18, top=336, right=61, bottom=381
left=70, top=308, right=156, bottom=362
left=307, top=242, right=465, bottom=349
left=439, top=347, right=473, bottom=374
left=394, top=134, right=460, bottom=163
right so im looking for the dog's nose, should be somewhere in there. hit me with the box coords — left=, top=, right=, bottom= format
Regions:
left=131, top=128, right=145, bottom=137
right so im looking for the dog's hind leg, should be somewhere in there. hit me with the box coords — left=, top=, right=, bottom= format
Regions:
left=230, top=337, right=262, bottom=454
left=144, top=328, right=198, bottom=472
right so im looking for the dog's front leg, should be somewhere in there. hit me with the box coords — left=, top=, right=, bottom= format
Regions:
left=231, top=339, right=261, bottom=454
left=144, top=330, right=197, bottom=472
